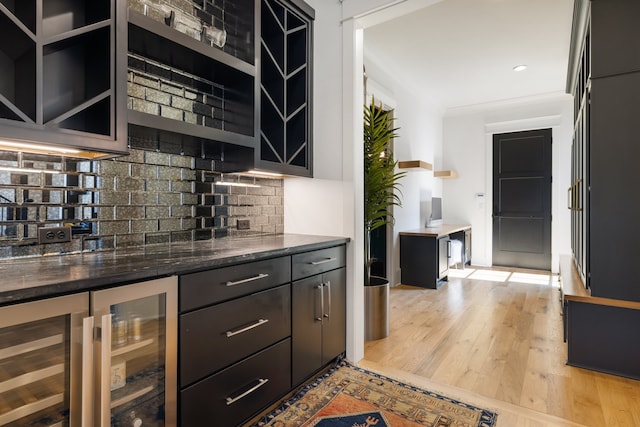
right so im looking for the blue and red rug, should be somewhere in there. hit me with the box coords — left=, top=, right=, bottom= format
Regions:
left=252, top=360, right=497, bottom=426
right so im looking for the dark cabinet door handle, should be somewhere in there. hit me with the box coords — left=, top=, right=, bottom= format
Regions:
left=225, top=273, right=269, bottom=287
left=225, top=319, right=269, bottom=338
left=310, top=257, right=336, bottom=265
left=323, top=281, right=332, bottom=319
left=315, top=284, right=323, bottom=321
left=225, top=378, right=269, bottom=406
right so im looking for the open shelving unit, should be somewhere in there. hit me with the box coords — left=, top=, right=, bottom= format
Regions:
left=127, top=6, right=256, bottom=172
left=0, top=0, right=127, bottom=158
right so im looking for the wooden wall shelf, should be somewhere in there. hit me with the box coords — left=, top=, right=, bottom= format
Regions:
left=434, top=170, right=458, bottom=179
left=398, top=160, right=432, bottom=170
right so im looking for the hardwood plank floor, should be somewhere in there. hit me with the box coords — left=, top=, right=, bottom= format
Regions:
left=362, top=267, right=640, bottom=427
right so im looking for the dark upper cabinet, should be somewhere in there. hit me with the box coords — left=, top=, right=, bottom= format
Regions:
left=568, top=0, right=640, bottom=302
left=0, top=0, right=127, bottom=157
left=588, top=73, right=640, bottom=302
left=590, top=0, right=640, bottom=79
left=258, top=0, right=314, bottom=176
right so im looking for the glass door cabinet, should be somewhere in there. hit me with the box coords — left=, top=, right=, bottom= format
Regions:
left=0, top=276, right=177, bottom=426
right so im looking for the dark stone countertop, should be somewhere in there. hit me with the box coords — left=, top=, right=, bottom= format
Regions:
left=0, top=234, right=349, bottom=306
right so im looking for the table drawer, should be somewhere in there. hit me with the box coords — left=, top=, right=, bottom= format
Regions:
left=180, top=284, right=291, bottom=386
left=292, top=245, right=346, bottom=280
left=180, top=338, right=291, bottom=427
left=180, top=256, right=291, bottom=311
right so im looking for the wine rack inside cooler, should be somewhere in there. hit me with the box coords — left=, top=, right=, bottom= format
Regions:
left=0, top=293, right=87, bottom=427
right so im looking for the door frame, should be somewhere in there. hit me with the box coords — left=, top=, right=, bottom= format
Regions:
left=484, top=115, right=562, bottom=270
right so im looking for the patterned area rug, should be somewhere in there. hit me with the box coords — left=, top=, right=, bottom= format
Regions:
left=252, top=360, right=497, bottom=427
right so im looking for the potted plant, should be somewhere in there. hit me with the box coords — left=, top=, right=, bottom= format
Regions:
left=363, top=98, right=406, bottom=340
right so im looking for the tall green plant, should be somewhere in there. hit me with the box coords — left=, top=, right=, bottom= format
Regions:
left=364, top=98, right=406, bottom=285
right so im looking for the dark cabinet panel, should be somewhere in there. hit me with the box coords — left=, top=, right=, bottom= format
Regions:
left=258, top=0, right=314, bottom=176
left=320, top=268, right=346, bottom=366
left=292, top=245, right=346, bottom=280
left=180, top=338, right=291, bottom=427
left=179, top=256, right=291, bottom=311
left=292, top=266, right=345, bottom=387
left=180, top=284, right=291, bottom=386
left=588, top=73, right=640, bottom=302
left=590, top=0, right=640, bottom=78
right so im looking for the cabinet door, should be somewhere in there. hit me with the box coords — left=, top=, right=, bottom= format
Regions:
left=291, top=274, right=323, bottom=386
left=321, top=268, right=346, bottom=365
left=259, top=0, right=314, bottom=176
left=591, top=0, right=640, bottom=78
left=0, top=0, right=127, bottom=156
left=91, top=276, right=178, bottom=427
left=0, top=293, right=88, bottom=427
left=589, top=74, right=640, bottom=302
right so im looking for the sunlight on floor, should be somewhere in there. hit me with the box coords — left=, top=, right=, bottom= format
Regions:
left=468, top=269, right=511, bottom=282
left=448, top=267, right=559, bottom=287
left=509, top=272, right=555, bottom=286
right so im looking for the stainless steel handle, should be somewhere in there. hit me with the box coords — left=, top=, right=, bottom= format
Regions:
left=225, top=378, right=269, bottom=406
left=567, top=186, right=572, bottom=210
left=310, top=257, right=337, bottom=265
left=81, top=316, right=94, bottom=427
left=447, top=240, right=451, bottom=258
left=225, top=273, right=269, bottom=287
left=100, top=314, right=112, bottom=427
left=323, top=281, right=332, bottom=319
left=225, top=319, right=269, bottom=338
left=315, top=284, right=323, bottom=321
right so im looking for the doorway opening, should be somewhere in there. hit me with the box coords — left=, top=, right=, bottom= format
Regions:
left=492, top=128, right=552, bottom=271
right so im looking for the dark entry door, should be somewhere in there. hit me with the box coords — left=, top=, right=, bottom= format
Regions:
left=492, top=129, right=552, bottom=270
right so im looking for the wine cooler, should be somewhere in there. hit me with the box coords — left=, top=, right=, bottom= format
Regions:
left=0, top=276, right=177, bottom=426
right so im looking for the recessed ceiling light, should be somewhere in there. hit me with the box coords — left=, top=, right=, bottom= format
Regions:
left=513, top=64, right=527, bottom=72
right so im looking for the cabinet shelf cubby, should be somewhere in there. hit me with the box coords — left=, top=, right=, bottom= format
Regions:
left=43, top=27, right=111, bottom=124
left=0, top=0, right=126, bottom=157
left=0, top=0, right=36, bottom=34
left=0, top=11, right=36, bottom=122
left=42, top=0, right=110, bottom=38
left=128, top=7, right=256, bottom=171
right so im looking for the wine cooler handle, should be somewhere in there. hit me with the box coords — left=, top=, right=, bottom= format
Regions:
left=81, top=316, right=95, bottom=427
left=225, top=378, right=269, bottom=405
left=100, top=314, right=112, bottom=427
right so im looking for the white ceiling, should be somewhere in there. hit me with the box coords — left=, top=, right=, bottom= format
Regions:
left=363, top=0, right=575, bottom=111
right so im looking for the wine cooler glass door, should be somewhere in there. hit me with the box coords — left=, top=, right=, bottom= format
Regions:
left=92, top=276, right=177, bottom=427
left=0, top=293, right=88, bottom=427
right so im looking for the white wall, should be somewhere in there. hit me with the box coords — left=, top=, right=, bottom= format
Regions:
left=442, top=94, right=573, bottom=272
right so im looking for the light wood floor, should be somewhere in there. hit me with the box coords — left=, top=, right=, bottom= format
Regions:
left=362, top=267, right=640, bottom=427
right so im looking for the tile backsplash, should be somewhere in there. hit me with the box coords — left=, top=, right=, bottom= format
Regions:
left=0, top=138, right=283, bottom=259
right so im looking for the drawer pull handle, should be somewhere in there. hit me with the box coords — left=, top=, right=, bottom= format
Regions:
left=225, top=273, right=269, bottom=287
left=225, top=319, right=270, bottom=338
left=226, top=378, right=269, bottom=406
left=310, top=257, right=337, bottom=265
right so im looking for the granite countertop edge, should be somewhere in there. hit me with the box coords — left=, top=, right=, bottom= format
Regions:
left=0, top=234, right=350, bottom=305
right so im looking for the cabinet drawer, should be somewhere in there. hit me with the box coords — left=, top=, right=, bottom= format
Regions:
left=180, top=338, right=291, bottom=427
left=180, top=284, right=291, bottom=386
left=292, top=245, right=345, bottom=280
left=180, top=256, right=291, bottom=311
